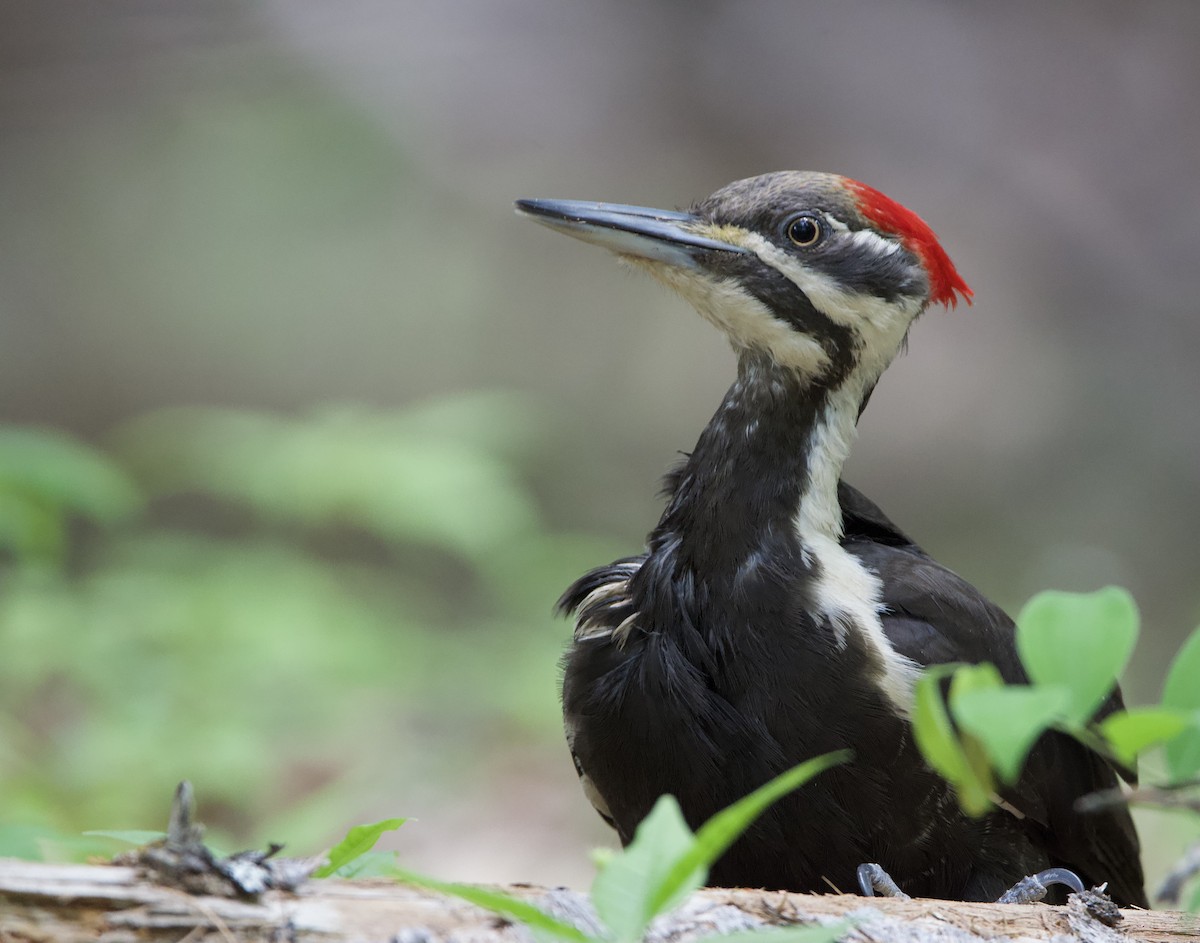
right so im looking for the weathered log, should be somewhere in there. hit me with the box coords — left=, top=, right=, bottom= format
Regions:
left=1, top=858, right=1196, bottom=943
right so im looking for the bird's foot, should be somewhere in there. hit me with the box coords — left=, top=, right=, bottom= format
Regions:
left=857, top=863, right=1086, bottom=904
left=857, top=863, right=911, bottom=899
left=995, top=867, right=1085, bottom=904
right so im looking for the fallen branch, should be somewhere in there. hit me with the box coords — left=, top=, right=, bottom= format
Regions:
left=0, top=857, right=1195, bottom=943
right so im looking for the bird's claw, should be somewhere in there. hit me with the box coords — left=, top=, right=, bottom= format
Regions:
left=857, top=862, right=911, bottom=899
left=996, top=867, right=1086, bottom=904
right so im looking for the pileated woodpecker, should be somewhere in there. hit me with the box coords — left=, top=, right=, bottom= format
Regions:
left=516, top=172, right=1146, bottom=906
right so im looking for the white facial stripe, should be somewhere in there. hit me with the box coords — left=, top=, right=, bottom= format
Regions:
left=623, top=258, right=832, bottom=376
left=738, top=231, right=921, bottom=333
left=616, top=220, right=924, bottom=383
left=723, top=230, right=924, bottom=393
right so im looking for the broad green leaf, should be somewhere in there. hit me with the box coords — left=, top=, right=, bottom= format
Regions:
left=911, top=666, right=993, bottom=816
left=952, top=685, right=1070, bottom=784
left=83, top=829, right=167, bottom=847
left=705, top=919, right=853, bottom=943
left=590, top=795, right=697, bottom=943
left=912, top=666, right=969, bottom=782
left=393, top=867, right=594, bottom=943
left=650, top=752, right=849, bottom=919
left=1098, top=708, right=1191, bottom=768
left=958, top=733, right=999, bottom=814
left=314, top=817, right=407, bottom=877
left=1016, top=588, right=1138, bottom=725
left=948, top=662, right=1004, bottom=698
left=1162, top=626, right=1200, bottom=782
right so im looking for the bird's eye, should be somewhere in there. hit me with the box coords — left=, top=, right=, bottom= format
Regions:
left=785, top=214, right=823, bottom=248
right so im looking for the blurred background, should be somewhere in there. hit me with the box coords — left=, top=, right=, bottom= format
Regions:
left=1, top=0, right=1198, bottom=894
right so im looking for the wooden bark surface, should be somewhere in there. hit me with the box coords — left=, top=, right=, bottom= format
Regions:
left=0, top=858, right=1195, bottom=943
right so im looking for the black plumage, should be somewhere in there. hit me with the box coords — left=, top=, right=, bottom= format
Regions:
left=518, top=172, right=1147, bottom=906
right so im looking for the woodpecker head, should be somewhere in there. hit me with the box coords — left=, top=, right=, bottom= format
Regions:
left=517, top=171, right=971, bottom=391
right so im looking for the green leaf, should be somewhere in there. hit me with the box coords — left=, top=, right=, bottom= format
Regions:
left=1162, top=626, right=1200, bottom=782
left=314, top=817, right=407, bottom=877
left=1016, top=588, right=1138, bottom=725
left=911, top=666, right=993, bottom=816
left=653, top=752, right=849, bottom=919
left=704, top=920, right=853, bottom=943
left=590, top=795, right=697, bottom=943
left=948, top=662, right=1004, bottom=698
left=591, top=754, right=847, bottom=943
left=912, top=665, right=969, bottom=782
left=83, top=829, right=167, bottom=847
left=952, top=685, right=1071, bottom=784
left=331, top=850, right=401, bottom=878
left=1098, top=708, right=1191, bottom=768
left=393, top=868, right=595, bottom=943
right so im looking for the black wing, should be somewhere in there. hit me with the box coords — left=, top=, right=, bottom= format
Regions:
left=839, top=482, right=1148, bottom=907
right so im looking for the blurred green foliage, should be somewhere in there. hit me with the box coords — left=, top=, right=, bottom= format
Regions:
left=0, top=427, right=141, bottom=565
left=0, top=393, right=623, bottom=860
